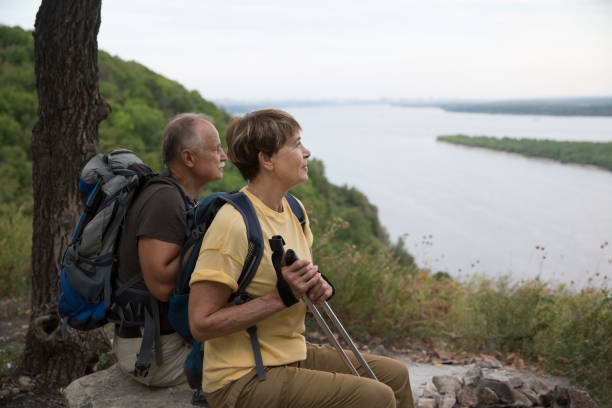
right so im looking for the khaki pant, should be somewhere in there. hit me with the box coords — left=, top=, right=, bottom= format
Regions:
left=206, top=343, right=415, bottom=408
left=113, top=332, right=191, bottom=387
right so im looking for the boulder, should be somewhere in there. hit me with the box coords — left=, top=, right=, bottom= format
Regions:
left=432, top=375, right=462, bottom=395
left=512, top=387, right=534, bottom=407
left=462, top=364, right=482, bottom=387
left=457, top=387, right=478, bottom=407
left=509, top=375, right=524, bottom=389
left=568, top=387, right=599, bottom=408
left=477, top=387, right=498, bottom=405
left=519, top=387, right=540, bottom=405
left=439, top=393, right=456, bottom=408
left=479, top=378, right=515, bottom=405
left=64, top=364, right=196, bottom=408
left=417, top=397, right=436, bottom=408
left=422, top=382, right=441, bottom=403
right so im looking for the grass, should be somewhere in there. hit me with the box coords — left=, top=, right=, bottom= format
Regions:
left=1, top=210, right=609, bottom=405
left=314, top=220, right=611, bottom=406
left=0, top=344, right=24, bottom=378
left=0, top=203, right=32, bottom=300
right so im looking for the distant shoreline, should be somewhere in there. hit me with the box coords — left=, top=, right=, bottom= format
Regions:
left=437, top=134, right=612, bottom=172
left=220, top=97, right=612, bottom=117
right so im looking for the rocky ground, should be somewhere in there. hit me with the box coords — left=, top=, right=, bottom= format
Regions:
left=0, top=312, right=67, bottom=408
left=1, top=316, right=600, bottom=407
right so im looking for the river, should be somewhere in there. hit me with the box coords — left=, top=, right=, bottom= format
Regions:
left=280, top=104, right=612, bottom=288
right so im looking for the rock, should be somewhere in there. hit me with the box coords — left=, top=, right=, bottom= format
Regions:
left=432, top=375, right=462, bottom=395
left=568, top=387, right=599, bottom=408
left=439, top=393, right=456, bottom=408
left=435, top=350, right=453, bottom=364
left=509, top=375, right=524, bottom=389
left=422, top=382, right=441, bottom=402
left=520, top=388, right=540, bottom=405
left=462, top=364, right=481, bottom=387
left=417, top=397, right=436, bottom=408
left=526, top=377, right=552, bottom=396
left=512, top=387, right=534, bottom=407
left=479, top=378, right=515, bottom=405
left=479, top=353, right=503, bottom=368
left=64, top=364, right=195, bottom=408
left=478, top=387, right=498, bottom=405
left=551, top=386, right=570, bottom=406
left=373, top=344, right=388, bottom=356
left=17, top=376, right=34, bottom=391
left=457, top=387, right=478, bottom=407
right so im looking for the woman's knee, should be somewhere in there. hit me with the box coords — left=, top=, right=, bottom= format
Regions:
left=358, top=380, right=396, bottom=408
left=378, top=357, right=410, bottom=391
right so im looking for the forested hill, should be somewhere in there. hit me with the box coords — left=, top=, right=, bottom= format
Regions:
left=0, top=25, right=411, bottom=264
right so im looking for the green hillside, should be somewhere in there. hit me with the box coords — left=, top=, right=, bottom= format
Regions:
left=0, top=25, right=411, bottom=298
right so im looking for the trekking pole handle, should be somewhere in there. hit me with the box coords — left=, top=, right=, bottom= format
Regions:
left=284, top=250, right=365, bottom=378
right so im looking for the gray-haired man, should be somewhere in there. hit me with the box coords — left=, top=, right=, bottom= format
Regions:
left=114, top=113, right=227, bottom=386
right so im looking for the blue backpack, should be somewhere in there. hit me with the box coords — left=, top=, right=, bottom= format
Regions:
left=58, top=148, right=193, bottom=376
left=168, top=191, right=306, bottom=389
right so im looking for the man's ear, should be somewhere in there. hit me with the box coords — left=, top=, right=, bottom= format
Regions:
left=258, top=151, right=274, bottom=171
left=181, top=149, right=196, bottom=168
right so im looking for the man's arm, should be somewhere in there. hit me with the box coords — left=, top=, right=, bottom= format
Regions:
left=138, top=236, right=182, bottom=302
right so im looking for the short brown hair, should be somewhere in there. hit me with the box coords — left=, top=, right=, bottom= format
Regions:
left=226, top=109, right=301, bottom=181
left=162, top=113, right=212, bottom=165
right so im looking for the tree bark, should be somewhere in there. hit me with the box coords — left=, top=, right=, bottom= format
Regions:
left=23, top=0, right=112, bottom=386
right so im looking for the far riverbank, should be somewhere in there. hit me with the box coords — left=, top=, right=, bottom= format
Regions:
left=437, top=134, right=612, bottom=172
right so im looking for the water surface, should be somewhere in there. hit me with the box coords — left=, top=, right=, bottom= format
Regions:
left=284, top=104, right=612, bottom=288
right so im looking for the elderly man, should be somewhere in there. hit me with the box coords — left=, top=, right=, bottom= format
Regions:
left=114, top=113, right=227, bottom=387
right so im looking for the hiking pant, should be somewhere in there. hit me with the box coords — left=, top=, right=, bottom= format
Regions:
left=113, top=331, right=191, bottom=387
left=205, top=343, right=415, bottom=408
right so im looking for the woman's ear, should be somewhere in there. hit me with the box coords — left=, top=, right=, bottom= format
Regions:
left=258, top=151, right=274, bottom=171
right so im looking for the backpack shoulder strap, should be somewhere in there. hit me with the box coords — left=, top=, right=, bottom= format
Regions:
left=285, top=193, right=306, bottom=232
left=143, top=168, right=195, bottom=211
left=221, top=191, right=267, bottom=381
left=221, top=192, right=264, bottom=294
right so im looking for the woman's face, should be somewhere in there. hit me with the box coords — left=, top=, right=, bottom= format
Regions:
left=271, top=131, right=311, bottom=189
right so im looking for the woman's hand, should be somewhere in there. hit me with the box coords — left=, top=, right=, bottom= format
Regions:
left=281, top=259, right=320, bottom=301
left=281, top=259, right=332, bottom=306
left=307, top=275, right=333, bottom=307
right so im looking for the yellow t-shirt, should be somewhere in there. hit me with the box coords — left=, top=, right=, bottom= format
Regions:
left=189, top=188, right=313, bottom=393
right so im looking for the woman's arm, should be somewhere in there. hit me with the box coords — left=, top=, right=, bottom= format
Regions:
left=189, top=258, right=321, bottom=341
left=188, top=281, right=284, bottom=341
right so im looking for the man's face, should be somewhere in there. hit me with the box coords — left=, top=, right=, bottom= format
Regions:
left=192, top=121, right=227, bottom=183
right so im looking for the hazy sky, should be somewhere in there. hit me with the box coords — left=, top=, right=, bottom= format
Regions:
left=3, top=0, right=612, bottom=101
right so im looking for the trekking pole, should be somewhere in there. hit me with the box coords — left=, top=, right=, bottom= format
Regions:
left=285, top=250, right=378, bottom=381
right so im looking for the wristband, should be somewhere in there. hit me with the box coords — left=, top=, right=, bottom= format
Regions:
left=277, top=278, right=299, bottom=307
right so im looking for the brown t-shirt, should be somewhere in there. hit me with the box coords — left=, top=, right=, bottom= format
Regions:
left=118, top=182, right=190, bottom=331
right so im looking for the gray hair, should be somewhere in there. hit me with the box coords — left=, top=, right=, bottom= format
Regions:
left=162, top=113, right=213, bottom=165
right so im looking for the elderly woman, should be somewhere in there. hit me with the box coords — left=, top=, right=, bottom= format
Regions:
left=188, top=109, right=414, bottom=408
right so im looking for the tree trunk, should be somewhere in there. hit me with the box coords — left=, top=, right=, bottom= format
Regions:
left=23, top=0, right=112, bottom=386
